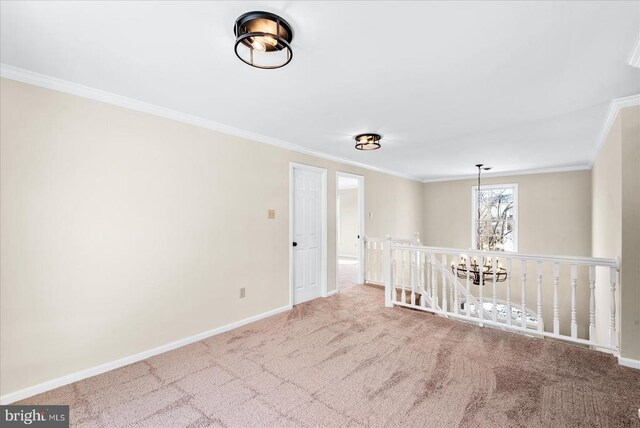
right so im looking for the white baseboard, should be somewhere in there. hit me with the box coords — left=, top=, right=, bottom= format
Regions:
left=619, top=356, right=640, bottom=370
left=0, top=304, right=292, bottom=405
left=325, top=289, right=339, bottom=297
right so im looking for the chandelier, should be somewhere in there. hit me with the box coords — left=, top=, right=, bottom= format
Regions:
left=453, top=256, right=507, bottom=285
left=452, top=164, right=507, bottom=285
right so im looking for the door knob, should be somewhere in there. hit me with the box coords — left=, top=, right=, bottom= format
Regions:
left=292, top=242, right=298, bottom=247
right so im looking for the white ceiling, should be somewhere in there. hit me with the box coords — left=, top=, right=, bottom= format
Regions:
left=1, top=1, right=639, bottom=181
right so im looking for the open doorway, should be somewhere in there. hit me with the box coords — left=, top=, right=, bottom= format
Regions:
left=336, top=172, right=364, bottom=291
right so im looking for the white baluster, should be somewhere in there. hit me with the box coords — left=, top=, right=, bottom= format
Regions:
left=552, top=263, right=560, bottom=335
left=372, top=241, right=376, bottom=282
left=424, top=253, right=430, bottom=302
left=376, top=242, right=386, bottom=281
left=465, top=255, right=471, bottom=317
left=441, top=254, right=448, bottom=312
left=478, top=257, right=484, bottom=326
left=570, top=265, right=578, bottom=339
left=378, top=242, right=383, bottom=283
left=609, top=267, right=617, bottom=348
left=373, top=242, right=378, bottom=283
left=366, top=242, right=370, bottom=282
left=521, top=260, right=527, bottom=329
left=453, top=255, right=459, bottom=315
left=410, top=251, right=416, bottom=306
left=401, top=250, right=407, bottom=303
left=589, top=265, right=595, bottom=341
left=371, top=240, right=376, bottom=283
left=421, top=252, right=427, bottom=308
left=383, top=236, right=392, bottom=307
left=492, top=257, right=498, bottom=323
left=392, top=253, right=398, bottom=303
left=536, top=261, right=543, bottom=333
left=506, top=259, right=512, bottom=326
left=365, top=240, right=370, bottom=282
left=431, top=254, right=438, bottom=309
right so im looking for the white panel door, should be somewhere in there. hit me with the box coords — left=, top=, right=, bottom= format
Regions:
left=293, top=167, right=323, bottom=304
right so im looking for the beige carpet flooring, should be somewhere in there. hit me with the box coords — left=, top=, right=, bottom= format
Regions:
left=18, top=262, right=640, bottom=427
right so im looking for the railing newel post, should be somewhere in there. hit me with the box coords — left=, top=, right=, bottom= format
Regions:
left=609, top=266, right=617, bottom=348
left=383, top=235, right=393, bottom=308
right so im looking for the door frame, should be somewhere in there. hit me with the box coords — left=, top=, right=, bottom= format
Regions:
left=289, top=162, right=328, bottom=307
left=335, top=171, right=365, bottom=290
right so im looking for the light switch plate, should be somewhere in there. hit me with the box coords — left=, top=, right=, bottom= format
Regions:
left=268, top=209, right=276, bottom=219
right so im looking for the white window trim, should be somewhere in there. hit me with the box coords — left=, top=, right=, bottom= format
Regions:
left=471, top=183, right=519, bottom=252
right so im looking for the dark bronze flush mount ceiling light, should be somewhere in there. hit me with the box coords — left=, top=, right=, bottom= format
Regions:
left=234, top=11, right=293, bottom=69
left=354, top=133, right=382, bottom=151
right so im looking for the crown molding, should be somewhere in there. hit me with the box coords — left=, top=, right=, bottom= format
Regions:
left=2, top=64, right=637, bottom=184
left=421, top=164, right=591, bottom=183
left=628, top=37, right=640, bottom=68
left=591, top=93, right=640, bottom=167
left=0, top=64, right=422, bottom=183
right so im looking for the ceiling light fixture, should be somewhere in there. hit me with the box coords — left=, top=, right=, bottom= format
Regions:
left=354, top=133, right=382, bottom=151
left=234, top=11, right=293, bottom=69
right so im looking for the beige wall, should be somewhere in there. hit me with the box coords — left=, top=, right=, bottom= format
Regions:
left=0, top=78, right=423, bottom=396
left=422, top=171, right=592, bottom=255
left=592, top=105, right=640, bottom=361
left=620, top=106, right=640, bottom=361
left=421, top=171, right=593, bottom=338
left=338, top=188, right=359, bottom=257
left=592, top=113, right=622, bottom=350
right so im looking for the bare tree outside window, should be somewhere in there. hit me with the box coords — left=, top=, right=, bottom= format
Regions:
left=473, top=185, right=517, bottom=251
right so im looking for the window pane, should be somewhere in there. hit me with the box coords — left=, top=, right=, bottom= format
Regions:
left=474, top=187, right=516, bottom=252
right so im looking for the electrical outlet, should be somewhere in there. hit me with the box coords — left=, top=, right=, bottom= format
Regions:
left=240, top=287, right=246, bottom=298
left=268, top=209, right=276, bottom=219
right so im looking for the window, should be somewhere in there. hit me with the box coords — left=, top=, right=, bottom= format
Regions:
left=471, top=183, right=518, bottom=252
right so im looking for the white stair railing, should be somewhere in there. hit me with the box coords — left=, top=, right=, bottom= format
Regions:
left=364, top=233, right=420, bottom=286
left=377, top=237, right=620, bottom=353
left=432, top=256, right=494, bottom=323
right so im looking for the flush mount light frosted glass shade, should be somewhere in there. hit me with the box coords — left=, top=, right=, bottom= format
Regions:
left=354, top=133, right=382, bottom=151
left=234, top=11, right=293, bottom=69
